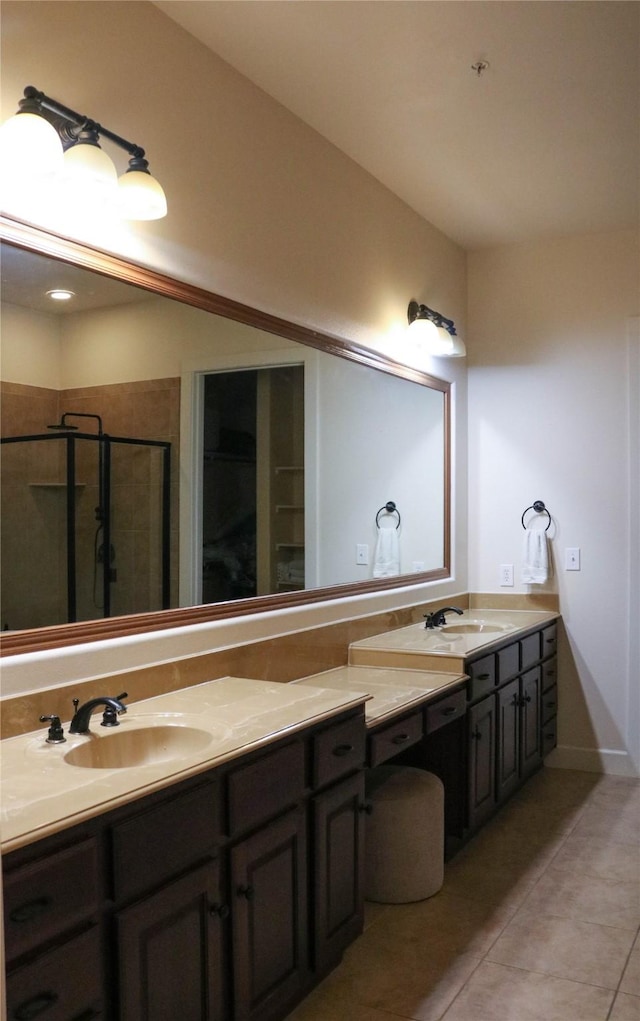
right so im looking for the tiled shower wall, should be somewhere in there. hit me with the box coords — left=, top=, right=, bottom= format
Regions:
left=1, top=379, right=180, bottom=630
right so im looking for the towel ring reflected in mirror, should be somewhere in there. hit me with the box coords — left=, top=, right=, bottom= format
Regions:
left=521, top=500, right=552, bottom=531
left=376, top=501, right=401, bottom=529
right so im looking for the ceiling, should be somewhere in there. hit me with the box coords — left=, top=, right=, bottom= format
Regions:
left=153, top=0, right=639, bottom=250
left=0, top=246, right=151, bottom=314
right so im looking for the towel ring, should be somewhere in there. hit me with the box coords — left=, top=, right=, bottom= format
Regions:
left=376, top=501, right=401, bottom=529
left=521, top=500, right=551, bottom=532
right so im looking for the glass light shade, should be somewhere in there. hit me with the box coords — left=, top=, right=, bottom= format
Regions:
left=118, top=169, right=167, bottom=220
left=63, top=141, right=118, bottom=198
left=446, top=332, right=466, bottom=357
left=0, top=111, right=64, bottom=179
left=408, top=316, right=440, bottom=346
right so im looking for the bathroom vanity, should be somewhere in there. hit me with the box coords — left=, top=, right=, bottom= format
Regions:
left=2, top=679, right=370, bottom=1021
left=2, top=608, right=559, bottom=1021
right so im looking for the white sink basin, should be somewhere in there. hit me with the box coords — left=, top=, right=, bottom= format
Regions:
left=440, top=622, right=508, bottom=635
left=63, top=724, right=216, bottom=769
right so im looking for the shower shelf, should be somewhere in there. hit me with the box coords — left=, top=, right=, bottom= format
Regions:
left=29, top=482, right=86, bottom=488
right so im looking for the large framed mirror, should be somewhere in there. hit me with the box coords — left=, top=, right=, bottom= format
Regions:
left=0, top=215, right=451, bottom=656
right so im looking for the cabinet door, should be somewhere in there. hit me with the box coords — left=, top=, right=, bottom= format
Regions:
left=520, top=667, right=542, bottom=779
left=468, top=695, right=497, bottom=831
left=231, top=808, right=308, bottom=1021
left=497, top=678, right=520, bottom=803
left=117, top=860, right=226, bottom=1021
left=313, top=772, right=365, bottom=976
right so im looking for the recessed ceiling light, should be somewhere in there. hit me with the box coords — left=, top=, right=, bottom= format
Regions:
left=46, top=288, right=75, bottom=301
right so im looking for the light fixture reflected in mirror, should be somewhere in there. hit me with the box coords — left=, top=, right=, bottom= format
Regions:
left=407, top=300, right=466, bottom=357
left=0, top=86, right=167, bottom=220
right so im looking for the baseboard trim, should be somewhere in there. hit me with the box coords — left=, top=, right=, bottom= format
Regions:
left=546, top=744, right=639, bottom=778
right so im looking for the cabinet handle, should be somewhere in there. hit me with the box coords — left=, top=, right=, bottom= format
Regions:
left=471, top=727, right=482, bottom=741
left=391, top=733, right=411, bottom=744
left=475, top=673, right=491, bottom=681
left=511, top=694, right=519, bottom=706
left=209, top=901, right=230, bottom=919
left=332, top=743, right=354, bottom=757
left=545, top=700, right=557, bottom=709
left=237, top=884, right=254, bottom=901
left=544, top=732, right=556, bottom=742
left=358, top=801, right=373, bottom=815
left=12, top=991, right=58, bottom=1019
left=441, top=706, right=457, bottom=716
left=545, top=637, right=556, bottom=644
left=9, top=897, right=51, bottom=924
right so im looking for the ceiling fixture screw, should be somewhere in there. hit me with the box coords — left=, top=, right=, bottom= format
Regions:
left=471, top=60, right=490, bottom=76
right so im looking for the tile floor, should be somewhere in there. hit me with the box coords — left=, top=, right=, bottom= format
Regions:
left=288, top=768, right=640, bottom=1021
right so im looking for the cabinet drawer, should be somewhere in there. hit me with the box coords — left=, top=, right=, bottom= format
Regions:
left=542, top=684, right=558, bottom=726
left=368, top=711, right=423, bottom=767
left=4, top=837, right=100, bottom=963
left=229, top=740, right=305, bottom=835
left=520, top=632, right=541, bottom=671
left=497, top=643, right=519, bottom=684
left=313, top=714, right=366, bottom=788
left=467, top=654, right=496, bottom=700
left=425, top=689, right=466, bottom=734
left=541, top=623, right=558, bottom=659
left=112, top=780, right=218, bottom=902
left=542, top=656, right=558, bottom=692
left=7, top=924, right=102, bottom=1021
left=542, top=716, right=557, bottom=754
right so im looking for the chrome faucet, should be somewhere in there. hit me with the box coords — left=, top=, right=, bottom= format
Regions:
left=424, top=606, right=464, bottom=629
left=69, top=694, right=128, bottom=734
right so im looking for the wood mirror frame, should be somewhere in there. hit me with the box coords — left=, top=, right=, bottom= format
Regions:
left=0, top=214, right=451, bottom=656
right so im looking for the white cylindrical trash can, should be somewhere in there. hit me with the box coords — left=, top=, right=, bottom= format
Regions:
left=365, top=765, right=444, bottom=903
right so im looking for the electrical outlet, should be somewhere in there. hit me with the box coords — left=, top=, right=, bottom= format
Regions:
left=565, top=547, right=581, bottom=571
left=499, top=564, right=514, bottom=587
left=412, top=560, right=426, bottom=572
left=356, top=544, right=369, bottom=565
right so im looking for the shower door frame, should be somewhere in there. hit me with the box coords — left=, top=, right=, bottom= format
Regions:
left=0, top=431, right=171, bottom=624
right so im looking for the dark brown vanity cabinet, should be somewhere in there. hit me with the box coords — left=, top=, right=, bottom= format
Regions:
left=3, top=707, right=367, bottom=1021
left=466, top=621, right=557, bottom=834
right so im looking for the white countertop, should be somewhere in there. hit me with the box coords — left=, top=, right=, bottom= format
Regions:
left=293, top=664, right=466, bottom=724
left=349, top=608, right=559, bottom=671
left=1, top=676, right=368, bottom=853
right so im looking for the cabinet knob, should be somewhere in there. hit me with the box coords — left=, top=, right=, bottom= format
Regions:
left=391, top=733, right=410, bottom=745
left=471, top=727, right=482, bottom=741
left=9, top=896, right=52, bottom=924
left=209, top=901, right=230, bottom=919
left=358, top=801, right=373, bottom=815
left=12, top=990, right=58, bottom=1019
left=476, top=673, right=491, bottom=681
left=237, top=884, right=254, bottom=901
left=441, top=706, right=457, bottom=717
left=332, top=743, right=354, bottom=757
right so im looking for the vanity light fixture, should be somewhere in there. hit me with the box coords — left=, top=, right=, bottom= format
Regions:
left=407, top=301, right=466, bottom=358
left=0, top=86, right=167, bottom=220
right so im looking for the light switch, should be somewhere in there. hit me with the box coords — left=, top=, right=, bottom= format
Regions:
left=565, top=547, right=581, bottom=571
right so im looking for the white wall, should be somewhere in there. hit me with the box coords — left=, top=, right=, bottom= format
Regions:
left=1, top=304, right=61, bottom=388
left=468, top=230, right=639, bottom=776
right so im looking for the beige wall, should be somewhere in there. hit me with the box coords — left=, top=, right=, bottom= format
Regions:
left=1, top=0, right=469, bottom=696
left=468, top=230, right=639, bottom=775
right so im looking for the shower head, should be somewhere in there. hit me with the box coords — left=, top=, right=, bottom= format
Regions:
left=46, top=412, right=103, bottom=434
left=47, top=419, right=78, bottom=430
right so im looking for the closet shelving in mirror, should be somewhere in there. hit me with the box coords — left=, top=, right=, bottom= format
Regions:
left=0, top=213, right=451, bottom=657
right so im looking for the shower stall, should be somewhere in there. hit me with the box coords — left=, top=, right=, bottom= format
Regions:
left=1, top=414, right=171, bottom=630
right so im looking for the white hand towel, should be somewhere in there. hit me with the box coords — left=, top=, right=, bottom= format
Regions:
left=373, top=526, right=400, bottom=578
left=522, top=528, right=549, bottom=584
